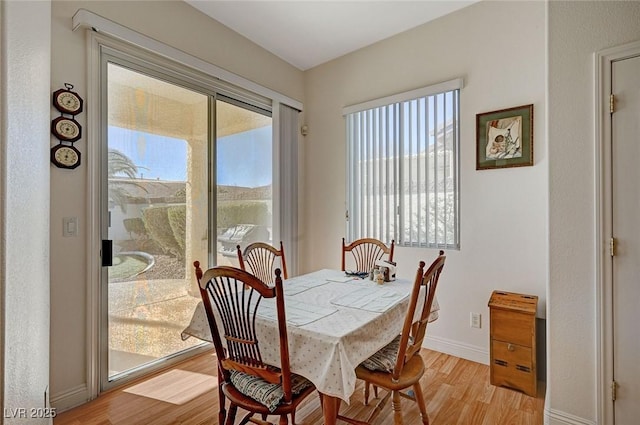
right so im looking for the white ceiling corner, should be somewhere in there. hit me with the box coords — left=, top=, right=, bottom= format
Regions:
left=185, top=1, right=478, bottom=70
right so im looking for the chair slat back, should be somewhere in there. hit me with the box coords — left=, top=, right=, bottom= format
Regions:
left=341, top=238, right=395, bottom=273
left=195, top=262, right=293, bottom=397
left=237, top=241, right=288, bottom=285
left=392, top=251, right=446, bottom=380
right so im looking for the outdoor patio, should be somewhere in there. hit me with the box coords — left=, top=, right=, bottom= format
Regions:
left=108, top=252, right=239, bottom=376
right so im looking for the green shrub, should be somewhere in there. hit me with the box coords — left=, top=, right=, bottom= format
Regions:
left=168, top=205, right=186, bottom=254
left=141, top=201, right=269, bottom=260
left=142, top=206, right=182, bottom=260
left=123, top=217, right=147, bottom=238
left=217, top=201, right=271, bottom=229
left=174, top=187, right=186, bottom=201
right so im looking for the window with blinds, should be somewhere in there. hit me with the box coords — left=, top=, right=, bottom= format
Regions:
left=344, top=79, right=461, bottom=249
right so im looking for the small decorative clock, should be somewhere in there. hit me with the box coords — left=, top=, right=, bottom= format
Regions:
left=51, top=116, right=82, bottom=143
left=51, top=83, right=84, bottom=169
left=53, top=83, right=83, bottom=115
left=50, top=144, right=81, bottom=169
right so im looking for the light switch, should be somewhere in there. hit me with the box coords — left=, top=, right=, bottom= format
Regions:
left=63, top=217, right=78, bottom=237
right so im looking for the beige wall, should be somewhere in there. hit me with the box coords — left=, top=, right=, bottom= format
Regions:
left=547, top=1, right=640, bottom=423
left=46, top=0, right=640, bottom=423
left=49, top=0, right=304, bottom=408
left=2, top=1, right=51, bottom=422
left=302, top=0, right=546, bottom=365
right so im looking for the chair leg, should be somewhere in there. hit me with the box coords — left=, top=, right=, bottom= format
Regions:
left=364, top=382, right=370, bottom=405
left=278, top=414, right=288, bottom=425
left=225, top=404, right=238, bottom=425
left=240, top=413, right=268, bottom=425
left=411, top=383, right=429, bottom=425
left=336, top=400, right=371, bottom=425
left=392, top=390, right=403, bottom=425
left=363, top=382, right=381, bottom=406
left=365, top=390, right=391, bottom=424
left=218, top=372, right=226, bottom=425
left=218, top=389, right=226, bottom=425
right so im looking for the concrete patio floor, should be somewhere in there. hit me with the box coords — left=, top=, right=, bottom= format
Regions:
left=107, top=253, right=239, bottom=376
left=108, top=277, right=203, bottom=375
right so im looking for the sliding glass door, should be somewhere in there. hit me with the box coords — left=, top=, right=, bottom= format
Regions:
left=215, top=98, right=273, bottom=266
left=101, top=57, right=273, bottom=388
left=104, top=62, right=210, bottom=383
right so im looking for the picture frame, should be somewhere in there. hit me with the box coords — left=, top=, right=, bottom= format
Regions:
left=476, top=104, right=533, bottom=170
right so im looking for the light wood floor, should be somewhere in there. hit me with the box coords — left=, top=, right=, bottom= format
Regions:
left=54, top=349, right=545, bottom=425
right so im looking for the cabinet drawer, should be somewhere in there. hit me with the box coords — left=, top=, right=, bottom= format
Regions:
left=490, top=309, right=535, bottom=347
left=492, top=340, right=532, bottom=369
left=491, top=341, right=536, bottom=396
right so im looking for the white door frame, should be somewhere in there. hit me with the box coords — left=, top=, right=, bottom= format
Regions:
left=83, top=29, right=300, bottom=398
left=595, top=39, right=640, bottom=425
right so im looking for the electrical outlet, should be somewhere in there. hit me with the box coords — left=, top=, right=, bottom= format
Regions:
left=470, top=312, right=481, bottom=328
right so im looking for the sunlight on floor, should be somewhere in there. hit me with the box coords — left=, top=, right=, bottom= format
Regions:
left=123, top=369, right=217, bottom=405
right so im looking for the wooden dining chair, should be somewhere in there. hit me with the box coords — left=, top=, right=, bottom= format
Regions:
left=337, top=251, right=446, bottom=425
left=341, top=238, right=395, bottom=273
left=194, top=262, right=315, bottom=425
left=237, top=241, right=288, bottom=285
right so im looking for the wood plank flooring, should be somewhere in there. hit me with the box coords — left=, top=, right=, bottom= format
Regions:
left=54, top=349, right=545, bottom=425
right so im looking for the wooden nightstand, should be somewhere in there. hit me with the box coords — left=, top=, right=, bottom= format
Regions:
left=488, top=290, right=538, bottom=397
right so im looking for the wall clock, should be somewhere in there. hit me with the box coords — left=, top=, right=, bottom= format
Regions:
left=53, top=84, right=83, bottom=115
left=51, top=83, right=83, bottom=171
left=51, top=116, right=82, bottom=143
left=51, top=144, right=81, bottom=169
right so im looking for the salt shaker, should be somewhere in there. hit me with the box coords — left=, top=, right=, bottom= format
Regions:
left=375, top=269, right=384, bottom=285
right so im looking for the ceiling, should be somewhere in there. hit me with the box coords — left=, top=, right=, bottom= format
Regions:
left=185, top=1, right=477, bottom=70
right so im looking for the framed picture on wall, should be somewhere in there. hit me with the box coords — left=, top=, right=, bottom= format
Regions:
left=476, top=104, right=533, bottom=170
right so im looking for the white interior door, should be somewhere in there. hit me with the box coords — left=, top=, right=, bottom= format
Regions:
left=611, top=53, right=640, bottom=424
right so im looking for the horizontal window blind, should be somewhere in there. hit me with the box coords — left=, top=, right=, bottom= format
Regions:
left=345, top=80, right=460, bottom=249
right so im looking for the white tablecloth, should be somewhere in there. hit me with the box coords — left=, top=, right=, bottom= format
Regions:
left=181, top=269, right=439, bottom=401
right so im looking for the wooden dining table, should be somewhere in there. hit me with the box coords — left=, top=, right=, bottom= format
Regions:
left=181, top=268, right=439, bottom=425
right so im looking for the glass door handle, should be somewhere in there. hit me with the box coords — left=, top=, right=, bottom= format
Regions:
left=102, top=239, right=113, bottom=267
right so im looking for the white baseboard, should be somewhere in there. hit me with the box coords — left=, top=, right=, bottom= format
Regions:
left=50, top=384, right=90, bottom=413
left=544, top=408, right=596, bottom=425
left=423, top=335, right=489, bottom=365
